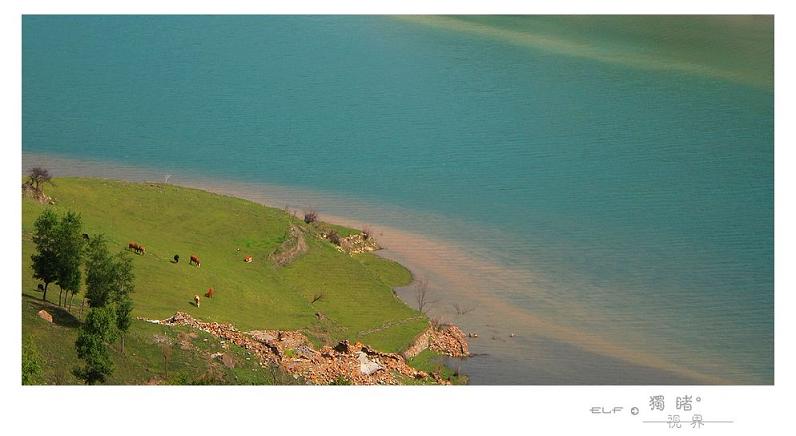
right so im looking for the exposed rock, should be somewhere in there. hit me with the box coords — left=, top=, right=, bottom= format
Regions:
left=429, top=324, right=470, bottom=357
left=36, top=309, right=52, bottom=323
left=357, top=351, right=383, bottom=375
left=151, top=312, right=445, bottom=385
left=338, top=232, right=380, bottom=255
left=404, top=324, right=470, bottom=358
left=22, top=183, right=55, bottom=205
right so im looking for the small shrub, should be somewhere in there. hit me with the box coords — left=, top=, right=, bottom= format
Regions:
left=330, top=375, right=352, bottom=385
left=326, top=230, right=341, bottom=246
left=304, top=210, right=318, bottom=224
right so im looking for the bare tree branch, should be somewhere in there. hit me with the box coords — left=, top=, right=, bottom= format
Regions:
left=452, top=303, right=476, bottom=316
left=414, top=278, right=438, bottom=314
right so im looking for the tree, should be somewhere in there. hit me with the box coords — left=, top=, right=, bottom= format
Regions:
left=55, top=211, right=84, bottom=308
left=115, top=296, right=133, bottom=354
left=74, top=306, right=117, bottom=385
left=27, top=167, right=53, bottom=195
left=22, top=336, right=42, bottom=385
left=84, top=235, right=134, bottom=309
left=414, top=278, right=437, bottom=315
left=31, top=209, right=59, bottom=302
left=77, top=234, right=135, bottom=381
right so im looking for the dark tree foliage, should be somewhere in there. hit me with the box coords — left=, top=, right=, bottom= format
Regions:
left=77, top=234, right=135, bottom=382
left=55, top=211, right=84, bottom=307
left=22, top=336, right=42, bottom=385
left=84, top=235, right=134, bottom=308
left=31, top=209, right=60, bottom=302
left=74, top=306, right=117, bottom=385
left=115, top=296, right=134, bottom=354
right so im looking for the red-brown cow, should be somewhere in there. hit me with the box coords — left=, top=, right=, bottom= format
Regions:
left=128, top=242, right=145, bottom=255
left=189, top=255, right=201, bottom=267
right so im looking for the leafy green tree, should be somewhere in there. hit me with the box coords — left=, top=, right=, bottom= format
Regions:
left=31, top=209, right=59, bottom=302
left=77, top=234, right=135, bottom=382
left=55, top=211, right=84, bottom=308
left=74, top=306, right=117, bottom=385
left=115, top=296, right=134, bottom=354
left=22, top=336, right=42, bottom=385
left=84, top=235, right=112, bottom=307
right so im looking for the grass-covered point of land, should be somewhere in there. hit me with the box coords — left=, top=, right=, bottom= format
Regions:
left=22, top=178, right=427, bottom=366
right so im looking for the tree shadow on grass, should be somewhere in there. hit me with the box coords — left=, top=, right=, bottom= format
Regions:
left=25, top=297, right=81, bottom=328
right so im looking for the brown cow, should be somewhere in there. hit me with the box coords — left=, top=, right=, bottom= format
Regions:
left=205, top=287, right=214, bottom=298
left=194, top=295, right=200, bottom=308
left=244, top=256, right=253, bottom=263
left=189, top=255, right=201, bottom=267
left=128, top=242, right=145, bottom=255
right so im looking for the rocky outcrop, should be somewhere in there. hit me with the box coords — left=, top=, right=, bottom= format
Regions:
left=144, top=312, right=443, bottom=385
left=403, top=328, right=433, bottom=359
left=403, top=324, right=470, bottom=359
left=429, top=324, right=469, bottom=357
left=339, top=233, right=380, bottom=255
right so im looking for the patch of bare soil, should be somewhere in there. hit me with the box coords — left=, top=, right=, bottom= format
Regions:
left=268, top=225, right=308, bottom=266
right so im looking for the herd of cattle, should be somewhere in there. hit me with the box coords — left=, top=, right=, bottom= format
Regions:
left=125, top=240, right=253, bottom=309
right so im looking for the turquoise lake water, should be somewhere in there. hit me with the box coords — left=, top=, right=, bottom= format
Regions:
left=22, top=16, right=774, bottom=384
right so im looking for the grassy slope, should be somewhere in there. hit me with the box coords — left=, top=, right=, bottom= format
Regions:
left=23, top=296, right=286, bottom=385
left=22, top=178, right=428, bottom=380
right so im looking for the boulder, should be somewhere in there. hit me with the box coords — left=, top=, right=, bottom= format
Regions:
left=37, top=309, right=53, bottom=323
left=357, top=351, right=382, bottom=376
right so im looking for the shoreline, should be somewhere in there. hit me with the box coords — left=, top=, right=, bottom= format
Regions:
left=23, top=151, right=728, bottom=384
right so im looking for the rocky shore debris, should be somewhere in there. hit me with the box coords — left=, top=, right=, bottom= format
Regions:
left=319, top=231, right=381, bottom=255
left=143, top=312, right=453, bottom=385
left=403, top=323, right=470, bottom=359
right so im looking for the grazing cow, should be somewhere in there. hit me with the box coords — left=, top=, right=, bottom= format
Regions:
left=82, top=233, right=90, bottom=241
left=189, top=255, right=201, bottom=267
left=37, top=283, right=45, bottom=292
left=173, top=254, right=180, bottom=263
left=128, top=242, right=145, bottom=255
left=194, top=295, right=200, bottom=308
left=205, top=287, right=214, bottom=298
left=244, top=256, right=253, bottom=263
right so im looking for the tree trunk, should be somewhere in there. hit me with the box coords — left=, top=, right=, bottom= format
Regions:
left=121, top=336, right=125, bottom=354
left=42, top=282, right=49, bottom=302
left=58, top=288, right=63, bottom=306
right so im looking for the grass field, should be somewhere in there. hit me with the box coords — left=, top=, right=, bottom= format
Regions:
left=22, top=178, right=432, bottom=383
left=22, top=296, right=290, bottom=385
